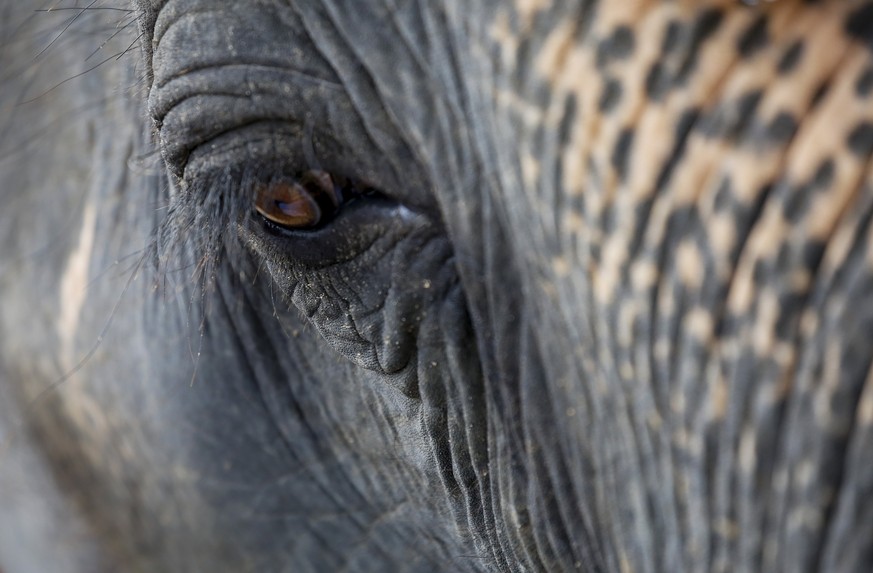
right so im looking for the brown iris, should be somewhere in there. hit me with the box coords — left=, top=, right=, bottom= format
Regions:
left=254, top=170, right=342, bottom=229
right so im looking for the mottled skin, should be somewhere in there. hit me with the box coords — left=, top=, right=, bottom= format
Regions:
left=1, top=0, right=873, bottom=571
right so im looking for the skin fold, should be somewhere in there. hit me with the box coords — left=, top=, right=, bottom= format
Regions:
left=1, top=0, right=873, bottom=571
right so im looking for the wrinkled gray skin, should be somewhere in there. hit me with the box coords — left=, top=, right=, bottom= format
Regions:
left=3, top=0, right=873, bottom=571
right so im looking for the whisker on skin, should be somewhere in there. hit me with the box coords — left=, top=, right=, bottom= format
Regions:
left=87, top=250, right=152, bottom=290
left=8, top=0, right=131, bottom=49
left=34, top=7, right=134, bottom=13
left=20, top=33, right=143, bottom=105
left=25, top=20, right=133, bottom=45
left=115, top=28, right=143, bottom=60
left=5, top=1, right=140, bottom=108
left=186, top=286, right=208, bottom=388
left=34, top=0, right=101, bottom=59
left=84, top=16, right=137, bottom=62
left=0, top=2, right=147, bottom=442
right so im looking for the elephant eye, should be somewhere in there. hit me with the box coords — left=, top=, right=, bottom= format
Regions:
left=254, top=170, right=346, bottom=230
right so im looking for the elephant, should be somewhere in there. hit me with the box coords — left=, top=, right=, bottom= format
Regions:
left=2, top=0, right=873, bottom=570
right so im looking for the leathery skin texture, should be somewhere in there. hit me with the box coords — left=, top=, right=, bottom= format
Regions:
left=2, top=0, right=873, bottom=571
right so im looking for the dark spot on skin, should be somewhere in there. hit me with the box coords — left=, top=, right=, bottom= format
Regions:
left=661, top=208, right=708, bottom=313
left=612, top=127, right=635, bottom=182
left=781, top=161, right=832, bottom=223
left=675, top=9, right=725, bottom=86
left=554, top=94, right=578, bottom=200
left=589, top=241, right=602, bottom=262
left=846, top=4, right=873, bottom=53
left=713, top=176, right=735, bottom=212
left=752, top=258, right=769, bottom=286
left=645, top=61, right=671, bottom=101
left=780, top=157, right=836, bottom=222
left=767, top=112, right=798, bottom=144
left=782, top=185, right=810, bottom=222
left=737, top=14, right=769, bottom=59
left=601, top=198, right=618, bottom=234
left=847, top=122, right=873, bottom=157
left=742, top=108, right=798, bottom=149
left=777, top=40, right=805, bottom=75
left=515, top=34, right=534, bottom=79
left=812, top=158, right=836, bottom=188
left=627, top=196, right=655, bottom=259
left=567, top=192, right=586, bottom=227
left=734, top=89, right=765, bottom=134
left=774, top=290, right=807, bottom=340
left=612, top=26, right=636, bottom=58
left=802, top=240, right=827, bottom=274
left=557, top=93, right=577, bottom=147
left=729, top=181, right=774, bottom=263
left=810, top=81, right=831, bottom=109
left=776, top=242, right=793, bottom=270
left=599, top=77, right=623, bottom=113
left=718, top=312, right=742, bottom=338
left=596, top=25, right=636, bottom=69
left=655, top=107, right=701, bottom=191
left=662, top=20, right=683, bottom=54
left=700, top=89, right=763, bottom=140
left=664, top=206, right=701, bottom=253
left=857, top=65, right=873, bottom=97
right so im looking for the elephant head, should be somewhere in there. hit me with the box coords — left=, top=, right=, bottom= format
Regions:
left=2, top=0, right=873, bottom=571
